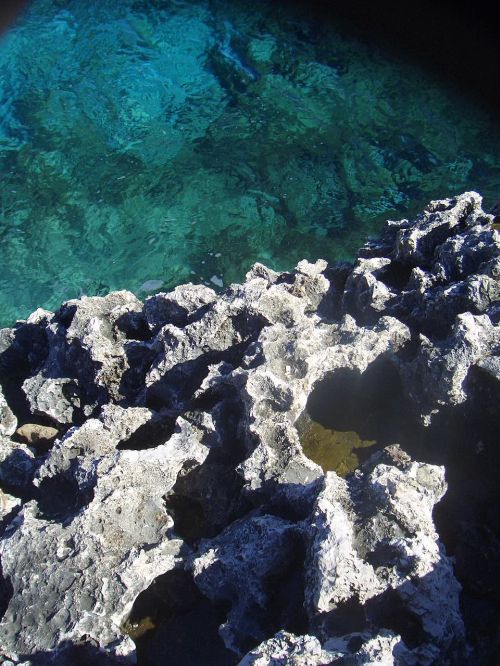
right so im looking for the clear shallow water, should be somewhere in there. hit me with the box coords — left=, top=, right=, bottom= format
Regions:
left=0, top=0, right=499, bottom=326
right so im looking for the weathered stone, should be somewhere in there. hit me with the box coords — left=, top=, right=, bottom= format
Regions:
left=305, top=449, right=464, bottom=664
left=238, top=631, right=335, bottom=665
left=0, top=387, right=17, bottom=437
left=0, top=436, right=37, bottom=492
left=191, top=513, right=304, bottom=655
left=21, top=291, right=145, bottom=426
left=0, top=192, right=496, bottom=664
left=241, top=629, right=413, bottom=665
left=144, top=283, right=217, bottom=330
left=0, top=489, right=20, bottom=523
left=0, top=414, right=214, bottom=659
left=15, top=423, right=59, bottom=449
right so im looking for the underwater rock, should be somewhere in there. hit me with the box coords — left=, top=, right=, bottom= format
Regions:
left=0, top=192, right=497, bottom=664
left=14, top=423, right=59, bottom=451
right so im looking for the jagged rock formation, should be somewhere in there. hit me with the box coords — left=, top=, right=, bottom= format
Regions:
left=0, top=192, right=498, bottom=665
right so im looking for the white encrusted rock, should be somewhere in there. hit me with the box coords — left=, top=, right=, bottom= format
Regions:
left=0, top=387, right=17, bottom=437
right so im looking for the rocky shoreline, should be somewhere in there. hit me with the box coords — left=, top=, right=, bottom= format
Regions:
left=0, top=192, right=498, bottom=664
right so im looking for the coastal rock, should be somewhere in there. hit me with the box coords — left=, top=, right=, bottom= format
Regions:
left=0, top=437, right=37, bottom=493
left=238, top=631, right=334, bottom=665
left=305, top=447, right=464, bottom=663
left=0, top=412, right=214, bottom=660
left=0, top=387, right=17, bottom=437
left=191, top=513, right=304, bottom=654
left=0, top=192, right=497, bottom=664
left=0, top=489, right=20, bottom=524
left=240, top=629, right=412, bottom=665
left=144, top=283, right=217, bottom=331
left=20, top=291, right=145, bottom=426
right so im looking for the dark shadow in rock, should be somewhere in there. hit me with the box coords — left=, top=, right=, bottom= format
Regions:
left=164, top=460, right=250, bottom=545
left=184, top=516, right=309, bottom=658
left=163, top=493, right=207, bottom=543
left=128, top=501, right=312, bottom=660
left=189, top=380, right=235, bottom=414
left=144, top=336, right=259, bottom=412
left=137, top=597, right=237, bottom=666
left=115, top=311, right=152, bottom=342
left=257, top=477, right=324, bottom=523
left=144, top=309, right=266, bottom=412
left=365, top=588, right=427, bottom=648
left=52, top=304, right=77, bottom=330
left=117, top=413, right=176, bottom=451
left=201, top=394, right=248, bottom=466
left=375, top=261, right=412, bottom=291
left=274, top=272, right=295, bottom=287
left=263, top=530, right=309, bottom=637
left=428, top=366, right=500, bottom=664
left=118, top=341, right=157, bottom=405
left=366, top=541, right=410, bottom=571
left=145, top=357, right=212, bottom=411
left=35, top=473, right=94, bottom=523
left=394, top=331, right=421, bottom=363
left=0, top=448, right=38, bottom=500
left=15, top=639, right=128, bottom=665
left=317, top=262, right=353, bottom=323
left=314, top=568, right=464, bottom=660
left=460, top=594, right=500, bottom=664
left=321, top=596, right=367, bottom=636
left=305, top=357, right=417, bottom=449
left=60, top=338, right=105, bottom=423
left=186, top=301, right=215, bottom=325
left=145, top=298, right=192, bottom=331
left=164, top=397, right=251, bottom=545
left=0, top=322, right=49, bottom=425
left=125, top=568, right=200, bottom=632
left=125, top=568, right=236, bottom=666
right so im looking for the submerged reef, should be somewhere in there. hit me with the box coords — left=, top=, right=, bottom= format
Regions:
left=0, top=192, right=499, bottom=664
left=1, top=0, right=500, bottom=325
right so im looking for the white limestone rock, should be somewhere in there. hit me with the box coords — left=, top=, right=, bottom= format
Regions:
left=0, top=414, right=213, bottom=659
left=0, top=192, right=496, bottom=664
left=0, top=387, right=17, bottom=437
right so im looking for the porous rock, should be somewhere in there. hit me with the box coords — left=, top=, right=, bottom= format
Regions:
left=240, top=629, right=412, bottom=665
left=305, top=447, right=464, bottom=664
left=0, top=387, right=17, bottom=437
left=238, top=630, right=335, bottom=665
left=0, top=411, right=214, bottom=661
left=0, top=192, right=497, bottom=664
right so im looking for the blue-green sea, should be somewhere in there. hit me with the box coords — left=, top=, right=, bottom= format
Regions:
left=0, top=0, right=499, bottom=326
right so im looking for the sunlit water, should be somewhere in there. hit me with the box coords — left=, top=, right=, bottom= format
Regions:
left=0, top=0, right=498, bottom=326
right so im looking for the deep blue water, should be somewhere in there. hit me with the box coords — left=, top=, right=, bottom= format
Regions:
left=0, top=0, right=498, bottom=325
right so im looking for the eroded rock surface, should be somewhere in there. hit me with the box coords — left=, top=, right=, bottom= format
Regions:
left=0, top=192, right=498, bottom=664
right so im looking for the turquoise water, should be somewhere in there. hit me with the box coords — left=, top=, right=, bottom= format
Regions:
left=0, top=0, right=499, bottom=326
